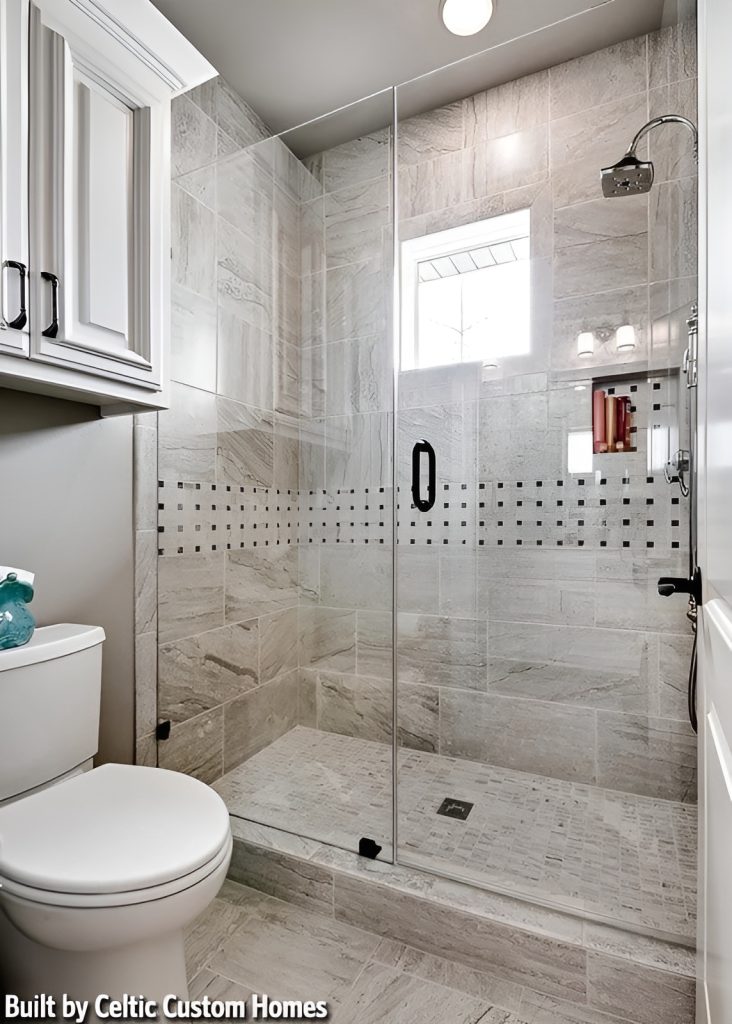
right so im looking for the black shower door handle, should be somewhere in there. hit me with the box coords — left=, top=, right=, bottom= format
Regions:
left=411, top=439, right=436, bottom=512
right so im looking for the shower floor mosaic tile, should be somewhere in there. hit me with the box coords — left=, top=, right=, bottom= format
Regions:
left=214, top=727, right=697, bottom=941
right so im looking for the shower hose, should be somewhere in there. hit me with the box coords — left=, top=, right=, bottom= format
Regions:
left=688, top=605, right=698, bottom=734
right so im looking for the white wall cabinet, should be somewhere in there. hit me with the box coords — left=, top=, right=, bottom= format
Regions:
left=0, top=0, right=214, bottom=410
left=0, top=0, right=30, bottom=358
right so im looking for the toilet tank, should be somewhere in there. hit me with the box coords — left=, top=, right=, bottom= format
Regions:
left=0, top=625, right=105, bottom=802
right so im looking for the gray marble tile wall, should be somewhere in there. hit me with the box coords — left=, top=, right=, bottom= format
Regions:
left=298, top=23, right=698, bottom=802
left=136, top=77, right=322, bottom=782
left=135, top=23, right=698, bottom=804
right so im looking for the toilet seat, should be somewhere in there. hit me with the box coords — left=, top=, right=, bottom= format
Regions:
left=0, top=763, right=231, bottom=906
left=0, top=834, right=232, bottom=909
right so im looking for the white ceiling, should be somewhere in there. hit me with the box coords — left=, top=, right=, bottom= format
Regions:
left=152, top=0, right=681, bottom=154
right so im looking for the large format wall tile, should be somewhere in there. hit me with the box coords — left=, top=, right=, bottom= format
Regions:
left=320, top=544, right=392, bottom=612
left=554, top=234, right=648, bottom=300
left=159, top=619, right=259, bottom=723
left=158, top=552, right=225, bottom=644
left=398, top=683, right=440, bottom=753
left=658, top=633, right=694, bottom=720
left=487, top=621, right=650, bottom=714
left=356, top=610, right=392, bottom=678
left=549, top=36, right=647, bottom=121
left=648, top=18, right=697, bottom=90
left=171, top=284, right=217, bottom=393
left=172, top=186, right=217, bottom=300
left=649, top=178, right=698, bottom=284
left=217, top=149, right=273, bottom=246
left=217, top=216, right=273, bottom=331
left=440, top=690, right=597, bottom=783
left=172, top=94, right=217, bottom=178
left=484, top=577, right=596, bottom=627
left=323, top=129, right=391, bottom=193
left=398, top=102, right=464, bottom=167
left=318, top=671, right=392, bottom=744
left=324, top=411, right=392, bottom=490
left=158, top=706, right=224, bottom=783
left=474, top=70, right=549, bottom=143
left=480, top=124, right=549, bottom=198
left=326, top=335, right=391, bottom=416
left=158, top=382, right=217, bottom=482
left=648, top=78, right=698, bottom=184
left=223, top=671, right=300, bottom=769
left=398, top=151, right=464, bottom=220
left=260, top=607, right=299, bottom=682
left=217, top=309, right=273, bottom=410
left=225, top=547, right=298, bottom=623
left=596, top=711, right=696, bottom=802
left=216, top=396, right=274, bottom=488
left=325, top=178, right=390, bottom=268
left=594, top=579, right=690, bottom=633
left=398, top=614, right=487, bottom=691
left=300, top=606, right=357, bottom=673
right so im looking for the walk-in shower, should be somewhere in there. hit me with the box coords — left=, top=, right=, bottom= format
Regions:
left=159, top=0, right=700, bottom=973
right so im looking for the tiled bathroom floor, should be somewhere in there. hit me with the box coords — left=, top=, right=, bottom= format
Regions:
left=214, top=727, right=697, bottom=941
left=186, top=878, right=571, bottom=1023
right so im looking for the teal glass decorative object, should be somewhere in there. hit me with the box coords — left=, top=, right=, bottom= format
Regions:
left=0, top=572, right=35, bottom=650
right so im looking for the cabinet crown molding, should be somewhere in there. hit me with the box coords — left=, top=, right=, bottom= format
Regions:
left=40, top=0, right=216, bottom=93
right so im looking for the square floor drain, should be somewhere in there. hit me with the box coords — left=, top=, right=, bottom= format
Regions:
left=437, top=797, right=474, bottom=821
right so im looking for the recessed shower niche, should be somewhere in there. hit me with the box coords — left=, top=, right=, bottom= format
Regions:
left=565, top=370, right=687, bottom=486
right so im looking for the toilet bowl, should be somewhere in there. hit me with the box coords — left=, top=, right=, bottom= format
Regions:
left=0, top=763, right=232, bottom=1005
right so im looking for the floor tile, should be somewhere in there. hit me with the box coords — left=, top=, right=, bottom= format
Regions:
left=334, top=961, right=500, bottom=1024
left=208, top=897, right=379, bottom=1003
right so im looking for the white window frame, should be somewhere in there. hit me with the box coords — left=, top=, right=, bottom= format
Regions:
left=400, top=207, right=531, bottom=371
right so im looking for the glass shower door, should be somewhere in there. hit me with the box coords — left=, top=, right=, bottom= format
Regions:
left=394, top=7, right=698, bottom=945
left=214, top=89, right=397, bottom=861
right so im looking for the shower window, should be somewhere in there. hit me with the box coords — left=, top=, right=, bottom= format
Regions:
left=401, top=208, right=530, bottom=371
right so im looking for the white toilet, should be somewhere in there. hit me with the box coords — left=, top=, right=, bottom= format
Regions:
left=0, top=624, right=232, bottom=1004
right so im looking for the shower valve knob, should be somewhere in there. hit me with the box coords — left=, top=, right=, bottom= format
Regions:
left=657, top=568, right=702, bottom=604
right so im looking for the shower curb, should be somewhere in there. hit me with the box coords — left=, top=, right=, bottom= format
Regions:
left=228, top=817, right=696, bottom=1024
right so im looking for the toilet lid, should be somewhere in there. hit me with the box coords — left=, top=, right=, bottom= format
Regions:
left=0, top=764, right=231, bottom=895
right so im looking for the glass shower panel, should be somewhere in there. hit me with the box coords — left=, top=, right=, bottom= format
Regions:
left=395, top=6, right=698, bottom=943
left=218, top=90, right=397, bottom=861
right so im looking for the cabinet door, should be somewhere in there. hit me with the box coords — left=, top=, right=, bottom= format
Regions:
left=0, top=0, right=30, bottom=356
left=29, top=0, right=168, bottom=389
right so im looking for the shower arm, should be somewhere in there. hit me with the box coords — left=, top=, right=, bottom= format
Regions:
left=625, top=115, right=698, bottom=161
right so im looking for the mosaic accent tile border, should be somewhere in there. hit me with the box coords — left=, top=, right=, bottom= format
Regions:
left=157, top=475, right=688, bottom=556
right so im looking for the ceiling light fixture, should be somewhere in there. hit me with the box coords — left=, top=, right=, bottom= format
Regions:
left=441, top=0, right=494, bottom=37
